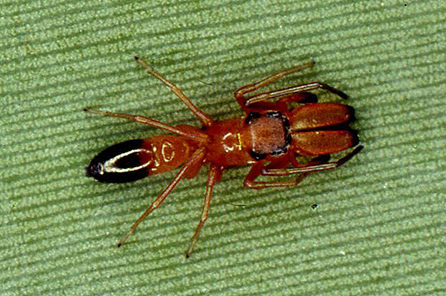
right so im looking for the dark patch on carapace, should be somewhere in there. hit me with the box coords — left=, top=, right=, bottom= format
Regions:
left=245, top=112, right=261, bottom=125
left=249, top=150, right=267, bottom=160
left=265, top=111, right=281, bottom=119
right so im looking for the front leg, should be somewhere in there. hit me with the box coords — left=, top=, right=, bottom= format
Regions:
left=243, top=152, right=344, bottom=189
left=243, top=161, right=308, bottom=189
left=245, top=82, right=348, bottom=106
left=263, top=146, right=364, bottom=176
left=235, top=62, right=315, bottom=112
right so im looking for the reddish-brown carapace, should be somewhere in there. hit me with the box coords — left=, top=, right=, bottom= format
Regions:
left=85, top=57, right=363, bottom=258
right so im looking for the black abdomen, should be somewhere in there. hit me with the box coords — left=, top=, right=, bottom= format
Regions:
left=86, top=139, right=151, bottom=183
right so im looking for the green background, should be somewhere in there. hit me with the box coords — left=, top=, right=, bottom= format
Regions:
left=2, top=0, right=445, bottom=295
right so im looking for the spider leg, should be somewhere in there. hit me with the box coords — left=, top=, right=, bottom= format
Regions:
left=135, top=56, right=213, bottom=126
left=263, top=146, right=363, bottom=176
left=117, top=147, right=207, bottom=247
left=185, top=164, right=222, bottom=258
left=235, top=62, right=315, bottom=111
left=84, top=108, right=208, bottom=142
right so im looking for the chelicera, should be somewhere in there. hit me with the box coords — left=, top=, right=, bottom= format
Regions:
left=85, top=57, right=363, bottom=258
